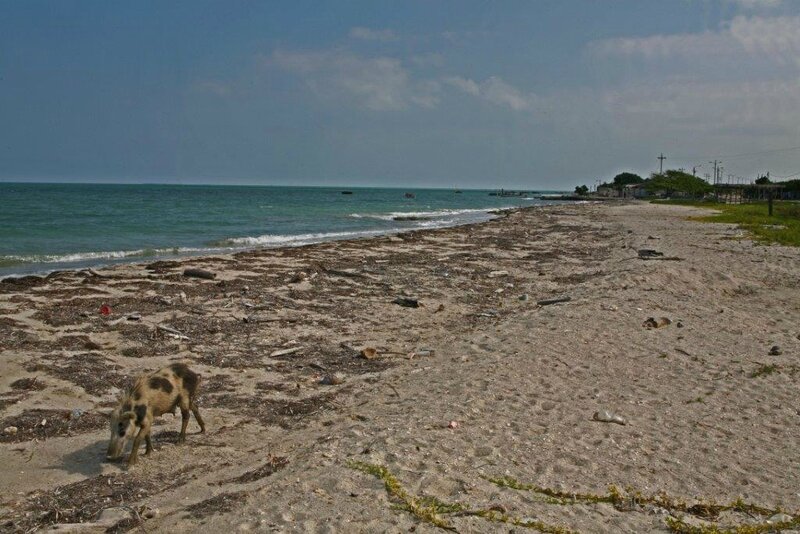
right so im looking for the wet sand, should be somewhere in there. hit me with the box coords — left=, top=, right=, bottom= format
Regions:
left=1, top=202, right=799, bottom=533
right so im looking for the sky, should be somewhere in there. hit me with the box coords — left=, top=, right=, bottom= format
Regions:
left=1, top=0, right=799, bottom=189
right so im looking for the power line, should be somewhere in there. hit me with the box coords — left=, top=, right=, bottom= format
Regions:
left=771, top=170, right=800, bottom=179
left=674, top=145, right=800, bottom=165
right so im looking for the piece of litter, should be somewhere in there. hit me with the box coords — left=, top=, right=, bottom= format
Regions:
left=643, top=317, right=671, bottom=329
left=360, top=347, right=378, bottom=360
left=270, top=347, right=303, bottom=357
left=319, top=373, right=345, bottom=385
left=592, top=410, right=626, bottom=425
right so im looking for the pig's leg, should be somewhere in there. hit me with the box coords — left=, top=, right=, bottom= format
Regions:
left=178, top=407, right=190, bottom=443
left=128, top=425, right=149, bottom=467
left=191, top=402, right=206, bottom=434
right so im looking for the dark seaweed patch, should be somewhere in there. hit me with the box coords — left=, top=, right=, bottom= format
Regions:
left=0, top=409, right=107, bottom=443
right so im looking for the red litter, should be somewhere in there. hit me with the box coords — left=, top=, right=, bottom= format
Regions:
left=99, top=304, right=111, bottom=316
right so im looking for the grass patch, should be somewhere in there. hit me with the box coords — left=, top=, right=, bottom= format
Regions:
left=749, top=363, right=779, bottom=378
left=486, top=475, right=800, bottom=533
left=348, top=463, right=799, bottom=533
left=347, top=461, right=576, bottom=533
left=651, top=200, right=800, bottom=247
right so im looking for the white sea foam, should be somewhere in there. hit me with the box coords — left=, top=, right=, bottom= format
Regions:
left=2, top=246, right=216, bottom=265
left=220, top=229, right=392, bottom=247
left=347, top=207, right=513, bottom=220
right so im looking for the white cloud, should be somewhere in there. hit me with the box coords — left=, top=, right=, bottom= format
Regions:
left=445, top=76, right=540, bottom=112
left=728, top=0, right=782, bottom=9
left=600, top=77, right=800, bottom=137
left=592, top=15, right=800, bottom=68
left=349, top=27, right=397, bottom=42
left=271, top=49, right=438, bottom=110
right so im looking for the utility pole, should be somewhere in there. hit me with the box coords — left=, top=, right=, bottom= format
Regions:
left=710, top=160, right=721, bottom=185
left=658, top=153, right=666, bottom=174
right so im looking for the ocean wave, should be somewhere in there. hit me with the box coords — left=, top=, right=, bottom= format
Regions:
left=348, top=207, right=513, bottom=221
left=214, top=229, right=393, bottom=247
left=0, top=246, right=216, bottom=266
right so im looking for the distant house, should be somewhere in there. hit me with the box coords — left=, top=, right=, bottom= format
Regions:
left=623, top=183, right=650, bottom=198
left=596, top=186, right=619, bottom=197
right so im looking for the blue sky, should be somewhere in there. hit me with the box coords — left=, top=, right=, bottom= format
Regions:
left=1, top=0, right=799, bottom=189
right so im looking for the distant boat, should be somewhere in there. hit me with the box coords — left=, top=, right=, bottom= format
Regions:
left=341, top=191, right=353, bottom=195
left=454, top=190, right=463, bottom=194
left=404, top=192, right=416, bottom=199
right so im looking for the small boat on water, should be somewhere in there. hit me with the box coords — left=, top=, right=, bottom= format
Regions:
left=404, top=192, right=416, bottom=199
left=341, top=191, right=353, bottom=195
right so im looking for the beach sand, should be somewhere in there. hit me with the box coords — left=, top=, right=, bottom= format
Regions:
left=1, top=201, right=799, bottom=533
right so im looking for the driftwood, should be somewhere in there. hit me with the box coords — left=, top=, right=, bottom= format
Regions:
left=536, top=296, right=571, bottom=306
left=156, top=324, right=189, bottom=340
left=270, top=347, right=303, bottom=357
left=183, top=268, right=216, bottom=280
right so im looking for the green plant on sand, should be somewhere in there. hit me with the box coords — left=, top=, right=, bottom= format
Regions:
left=652, top=200, right=800, bottom=247
left=347, top=461, right=800, bottom=533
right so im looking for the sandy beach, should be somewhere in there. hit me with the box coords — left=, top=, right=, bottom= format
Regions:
left=1, top=201, right=799, bottom=533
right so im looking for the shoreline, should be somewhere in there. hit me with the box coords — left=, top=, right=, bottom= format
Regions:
left=0, top=205, right=533, bottom=281
left=2, top=200, right=799, bottom=533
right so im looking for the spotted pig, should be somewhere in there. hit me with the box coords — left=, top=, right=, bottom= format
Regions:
left=107, top=363, right=206, bottom=467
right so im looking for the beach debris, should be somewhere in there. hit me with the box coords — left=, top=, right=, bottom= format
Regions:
left=642, top=317, right=671, bottom=329
left=393, top=296, right=420, bottom=308
left=412, top=348, right=435, bottom=358
left=536, top=296, right=572, bottom=306
left=476, top=309, right=500, bottom=318
left=447, top=420, right=459, bottom=429
left=270, top=346, right=303, bottom=357
left=769, top=345, right=782, bottom=356
left=183, top=268, right=216, bottom=280
left=767, top=513, right=794, bottom=524
left=435, top=303, right=445, bottom=313
left=519, top=293, right=529, bottom=301
left=600, top=303, right=618, bottom=311
left=127, top=313, right=141, bottom=321
left=647, top=235, right=661, bottom=240
left=592, top=410, right=626, bottom=425
left=155, top=323, right=189, bottom=340
left=637, top=249, right=663, bottom=259
left=676, top=321, right=684, bottom=328
left=360, top=347, right=378, bottom=360
left=320, top=373, right=345, bottom=386
left=71, top=408, right=83, bottom=420
left=3, top=426, right=18, bottom=436
left=83, top=268, right=108, bottom=278
left=488, top=270, right=509, bottom=278
left=289, top=271, right=308, bottom=284
left=638, top=249, right=683, bottom=261
left=99, top=304, right=112, bottom=316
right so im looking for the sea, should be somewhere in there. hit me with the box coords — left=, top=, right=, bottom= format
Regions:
left=0, top=183, right=566, bottom=278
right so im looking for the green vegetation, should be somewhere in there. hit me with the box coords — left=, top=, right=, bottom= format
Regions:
left=652, top=199, right=800, bottom=247
left=646, top=170, right=713, bottom=197
left=574, top=184, right=589, bottom=195
left=611, top=172, right=644, bottom=187
left=348, top=462, right=800, bottom=533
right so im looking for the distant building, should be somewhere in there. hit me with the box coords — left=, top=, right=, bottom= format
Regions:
left=623, top=183, right=650, bottom=198
left=596, top=186, right=619, bottom=197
